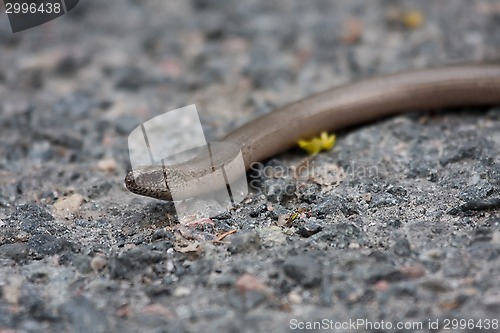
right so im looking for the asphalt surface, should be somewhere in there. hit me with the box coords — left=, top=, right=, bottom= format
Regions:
left=0, top=1, right=499, bottom=332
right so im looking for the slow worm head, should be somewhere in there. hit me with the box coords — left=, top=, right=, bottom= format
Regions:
left=125, top=64, right=500, bottom=201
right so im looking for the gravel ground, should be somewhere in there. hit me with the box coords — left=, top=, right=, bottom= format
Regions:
left=1, top=1, right=500, bottom=332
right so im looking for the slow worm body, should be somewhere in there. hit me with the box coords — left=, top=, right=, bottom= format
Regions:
left=125, top=64, right=500, bottom=200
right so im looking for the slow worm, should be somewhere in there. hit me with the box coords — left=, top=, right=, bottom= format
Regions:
left=125, top=64, right=500, bottom=201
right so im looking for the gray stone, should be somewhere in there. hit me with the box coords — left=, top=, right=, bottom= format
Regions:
left=227, top=230, right=262, bottom=254
left=283, top=255, right=321, bottom=288
left=28, top=234, right=75, bottom=255
left=60, top=296, right=109, bottom=333
left=0, top=242, right=29, bottom=261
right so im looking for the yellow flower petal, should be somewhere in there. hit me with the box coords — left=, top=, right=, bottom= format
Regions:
left=297, top=131, right=336, bottom=155
left=402, top=10, right=424, bottom=29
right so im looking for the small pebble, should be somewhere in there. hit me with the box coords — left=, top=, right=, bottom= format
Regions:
left=53, top=193, right=84, bottom=214
left=97, top=159, right=118, bottom=173
left=288, top=290, right=302, bottom=304
left=173, top=286, right=192, bottom=297
left=90, top=255, right=108, bottom=272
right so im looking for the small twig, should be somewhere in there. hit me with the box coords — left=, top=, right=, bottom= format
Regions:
left=211, top=229, right=237, bottom=243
